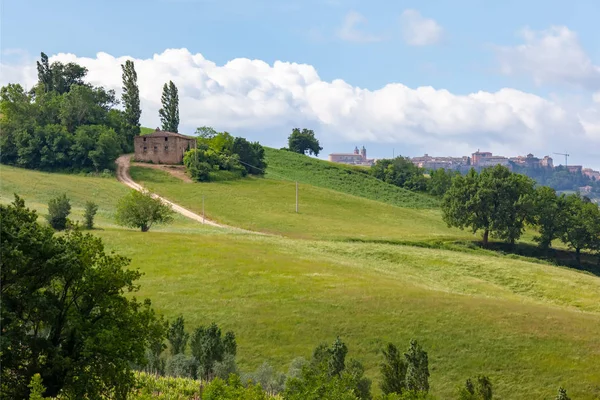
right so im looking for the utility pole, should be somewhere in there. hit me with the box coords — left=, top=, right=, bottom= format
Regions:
left=295, top=181, right=298, bottom=213
left=393, top=148, right=395, bottom=158
left=202, top=195, right=205, bottom=223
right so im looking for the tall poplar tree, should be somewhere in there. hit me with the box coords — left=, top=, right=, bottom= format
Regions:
left=36, top=52, right=53, bottom=93
left=121, top=60, right=141, bottom=145
left=158, top=80, right=179, bottom=133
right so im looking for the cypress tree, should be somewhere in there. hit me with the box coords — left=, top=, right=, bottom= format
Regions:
left=159, top=80, right=179, bottom=133
left=36, top=52, right=53, bottom=92
left=404, top=339, right=430, bottom=393
left=328, top=336, right=348, bottom=377
left=380, top=343, right=407, bottom=395
left=121, top=60, right=141, bottom=143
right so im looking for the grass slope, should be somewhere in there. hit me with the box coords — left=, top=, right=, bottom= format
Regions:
left=130, top=166, right=470, bottom=241
left=264, top=147, right=439, bottom=209
left=4, top=166, right=600, bottom=399
left=95, top=229, right=600, bottom=400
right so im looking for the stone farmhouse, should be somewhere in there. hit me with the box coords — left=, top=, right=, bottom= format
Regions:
left=134, top=128, right=196, bottom=164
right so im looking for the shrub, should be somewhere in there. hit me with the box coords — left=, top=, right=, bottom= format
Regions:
left=46, top=193, right=71, bottom=230
left=84, top=201, right=98, bottom=229
left=166, top=354, right=199, bottom=379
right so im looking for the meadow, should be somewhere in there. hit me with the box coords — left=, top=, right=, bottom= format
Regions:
left=2, top=163, right=600, bottom=399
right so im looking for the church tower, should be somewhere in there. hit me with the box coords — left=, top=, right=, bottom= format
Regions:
left=360, top=146, right=367, bottom=159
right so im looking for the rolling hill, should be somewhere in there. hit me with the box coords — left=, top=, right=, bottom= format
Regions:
left=2, top=163, right=600, bottom=399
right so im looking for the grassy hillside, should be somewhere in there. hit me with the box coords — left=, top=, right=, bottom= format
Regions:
left=264, top=147, right=439, bottom=209
left=129, top=166, right=470, bottom=241
left=4, top=165, right=600, bottom=398
left=95, top=229, right=600, bottom=399
left=0, top=165, right=217, bottom=234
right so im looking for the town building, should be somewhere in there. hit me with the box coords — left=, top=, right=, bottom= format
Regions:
left=329, top=146, right=375, bottom=166
left=567, top=165, right=583, bottom=174
left=583, top=168, right=600, bottom=180
left=134, top=128, right=196, bottom=164
left=471, top=150, right=510, bottom=168
left=510, top=153, right=554, bottom=169
left=411, top=154, right=470, bottom=171
left=579, top=185, right=593, bottom=194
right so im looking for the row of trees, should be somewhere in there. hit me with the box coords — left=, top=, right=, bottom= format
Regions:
left=371, top=157, right=459, bottom=197
left=184, top=127, right=267, bottom=181
left=513, top=164, right=600, bottom=194
left=0, top=53, right=185, bottom=172
left=442, top=165, right=600, bottom=264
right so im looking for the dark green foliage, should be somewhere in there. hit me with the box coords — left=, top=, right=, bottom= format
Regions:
left=144, top=333, right=168, bottom=375
left=184, top=129, right=267, bottom=182
left=167, top=316, right=189, bottom=355
left=1, top=54, right=127, bottom=172
left=190, top=322, right=237, bottom=380
left=287, top=128, right=323, bottom=156
left=232, top=136, right=267, bottom=175
left=427, top=168, right=459, bottom=197
left=46, top=193, right=71, bottom=230
left=329, top=336, right=349, bottom=377
left=166, top=354, right=199, bottom=379
left=404, top=340, right=429, bottom=393
left=115, top=189, right=175, bottom=232
left=213, top=354, right=239, bottom=380
left=513, top=163, right=600, bottom=194
left=380, top=343, right=407, bottom=395
left=121, top=60, right=141, bottom=149
left=532, top=186, right=566, bottom=250
left=561, top=194, right=600, bottom=265
left=83, top=200, right=98, bottom=229
left=442, top=166, right=536, bottom=247
left=223, top=331, right=237, bottom=356
left=457, top=376, right=493, bottom=400
left=1, top=196, right=163, bottom=399
left=159, top=80, right=179, bottom=133
left=284, top=337, right=371, bottom=400
left=371, top=157, right=427, bottom=192
left=555, top=387, right=571, bottom=400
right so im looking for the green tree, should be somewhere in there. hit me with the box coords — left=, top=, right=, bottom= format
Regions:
left=223, top=331, right=237, bottom=356
left=28, top=374, right=48, bottom=400
left=190, top=323, right=236, bottom=380
left=329, top=336, right=349, bottom=377
left=1, top=195, right=163, bottom=399
left=561, top=194, right=600, bottom=265
left=380, top=343, right=407, bottom=395
left=83, top=200, right=98, bottom=229
left=159, top=80, right=179, bottom=133
left=46, top=193, right=71, bottom=230
left=371, top=157, right=427, bottom=192
left=36, top=52, right=53, bottom=93
left=457, top=376, right=493, bottom=400
left=121, top=60, right=141, bottom=148
left=287, top=128, right=323, bottom=156
left=404, top=340, right=429, bottom=393
left=232, top=136, right=267, bottom=175
left=167, top=316, right=189, bottom=355
left=50, top=61, right=89, bottom=94
left=442, top=166, right=535, bottom=247
left=555, top=387, right=571, bottom=400
left=427, top=168, right=457, bottom=196
left=532, top=186, right=566, bottom=250
left=115, top=189, right=174, bottom=232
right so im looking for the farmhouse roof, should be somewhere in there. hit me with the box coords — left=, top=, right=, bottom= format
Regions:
left=139, top=128, right=195, bottom=140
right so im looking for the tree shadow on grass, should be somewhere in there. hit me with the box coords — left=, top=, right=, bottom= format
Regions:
left=343, top=237, right=600, bottom=277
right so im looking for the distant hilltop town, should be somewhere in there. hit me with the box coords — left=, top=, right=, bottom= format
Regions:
left=328, top=147, right=600, bottom=180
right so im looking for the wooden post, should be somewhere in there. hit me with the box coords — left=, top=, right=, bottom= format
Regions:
left=295, top=181, right=298, bottom=213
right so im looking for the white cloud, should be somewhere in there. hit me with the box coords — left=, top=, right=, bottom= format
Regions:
left=336, top=11, right=383, bottom=43
left=399, top=9, right=443, bottom=46
left=496, top=26, right=600, bottom=90
left=1, top=48, right=599, bottom=168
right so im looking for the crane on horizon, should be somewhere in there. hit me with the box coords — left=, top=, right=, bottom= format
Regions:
left=553, top=151, right=570, bottom=167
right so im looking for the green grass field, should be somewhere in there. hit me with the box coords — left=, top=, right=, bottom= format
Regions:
left=130, top=166, right=470, bottom=242
left=264, top=148, right=439, bottom=209
left=3, top=164, right=600, bottom=399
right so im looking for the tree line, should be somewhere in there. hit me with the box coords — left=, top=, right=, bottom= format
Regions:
left=0, top=53, right=183, bottom=173
left=442, top=165, right=600, bottom=264
left=2, top=196, right=575, bottom=400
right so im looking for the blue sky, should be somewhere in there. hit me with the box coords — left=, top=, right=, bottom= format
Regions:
left=2, top=0, right=600, bottom=168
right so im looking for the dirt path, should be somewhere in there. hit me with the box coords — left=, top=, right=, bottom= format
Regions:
left=130, top=162, right=194, bottom=183
left=115, top=154, right=257, bottom=233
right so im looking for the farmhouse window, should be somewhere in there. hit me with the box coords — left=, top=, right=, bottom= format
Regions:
left=165, top=137, right=168, bottom=141
left=143, top=146, right=147, bottom=152
left=143, top=137, right=146, bottom=142
left=165, top=146, right=169, bottom=151
left=154, top=146, right=158, bottom=151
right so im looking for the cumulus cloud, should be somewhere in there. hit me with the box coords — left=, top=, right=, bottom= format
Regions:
left=496, top=26, right=600, bottom=90
left=1, top=48, right=599, bottom=168
left=399, top=9, right=443, bottom=46
left=336, top=11, right=383, bottom=43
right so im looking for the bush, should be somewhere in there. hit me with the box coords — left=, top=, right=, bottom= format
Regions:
left=166, top=354, right=199, bottom=379
left=115, top=190, right=174, bottom=232
left=46, top=193, right=71, bottom=230
left=84, top=201, right=98, bottom=229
